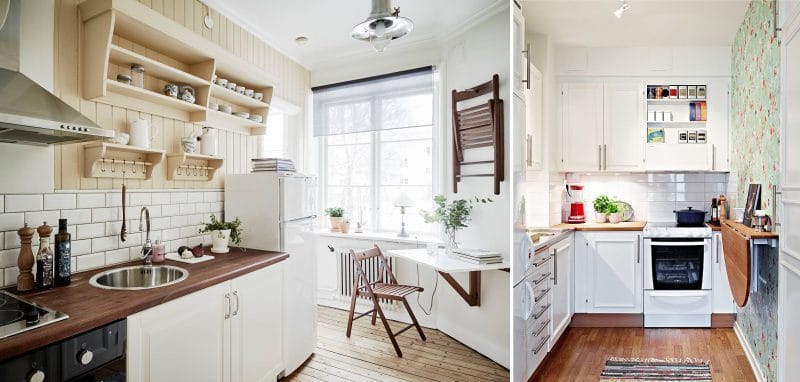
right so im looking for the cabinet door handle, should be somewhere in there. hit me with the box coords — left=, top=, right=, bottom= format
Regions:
left=533, top=304, right=551, bottom=320
left=716, top=236, right=720, bottom=264
left=533, top=335, right=550, bottom=355
left=224, top=293, right=231, bottom=319
left=552, top=247, right=558, bottom=285
left=232, top=291, right=240, bottom=316
left=712, top=144, right=717, bottom=171
left=636, top=235, right=641, bottom=263
left=522, top=43, right=531, bottom=89
left=603, top=144, right=607, bottom=170
left=527, top=134, right=533, bottom=166
left=598, top=145, right=602, bottom=171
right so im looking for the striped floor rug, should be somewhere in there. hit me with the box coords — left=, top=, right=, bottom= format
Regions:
left=599, top=358, right=712, bottom=381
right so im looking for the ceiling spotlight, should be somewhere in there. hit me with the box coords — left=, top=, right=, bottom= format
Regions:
left=295, top=36, right=309, bottom=46
left=613, top=0, right=630, bottom=18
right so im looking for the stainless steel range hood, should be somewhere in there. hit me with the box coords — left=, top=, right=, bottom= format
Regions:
left=0, top=0, right=113, bottom=146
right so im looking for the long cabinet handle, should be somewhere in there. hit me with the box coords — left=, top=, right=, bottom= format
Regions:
left=534, top=287, right=551, bottom=302
left=527, top=134, right=533, bottom=166
left=636, top=235, right=641, bottom=263
left=533, top=335, right=550, bottom=355
left=552, top=247, right=558, bottom=285
left=533, top=272, right=551, bottom=287
left=224, top=293, right=231, bottom=319
left=533, top=304, right=551, bottom=320
left=603, top=144, right=607, bottom=171
left=716, top=235, right=720, bottom=264
left=232, top=291, right=240, bottom=316
left=523, top=43, right=531, bottom=89
left=534, top=319, right=550, bottom=337
left=598, top=145, right=602, bottom=171
left=712, top=144, right=717, bottom=171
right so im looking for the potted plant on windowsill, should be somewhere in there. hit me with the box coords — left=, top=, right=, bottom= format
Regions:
left=339, top=217, right=351, bottom=234
left=421, top=195, right=492, bottom=252
left=325, top=207, right=344, bottom=232
left=593, top=195, right=612, bottom=223
left=199, top=214, right=243, bottom=253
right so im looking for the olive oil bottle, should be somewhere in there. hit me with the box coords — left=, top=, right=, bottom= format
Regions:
left=54, top=218, right=71, bottom=286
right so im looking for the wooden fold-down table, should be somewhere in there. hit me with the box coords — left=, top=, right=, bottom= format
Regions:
left=385, top=249, right=509, bottom=307
left=720, top=220, right=779, bottom=307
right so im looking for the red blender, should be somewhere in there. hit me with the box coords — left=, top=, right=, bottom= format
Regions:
left=566, top=184, right=586, bottom=223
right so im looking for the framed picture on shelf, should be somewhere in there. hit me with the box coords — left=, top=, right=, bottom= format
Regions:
left=743, top=184, right=762, bottom=227
left=688, top=85, right=697, bottom=99
left=697, top=85, right=707, bottom=99
left=679, top=85, right=688, bottom=99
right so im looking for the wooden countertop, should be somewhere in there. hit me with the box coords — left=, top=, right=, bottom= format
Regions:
left=721, top=219, right=779, bottom=239
left=708, top=222, right=722, bottom=231
left=0, top=247, right=287, bottom=361
left=552, top=221, right=647, bottom=231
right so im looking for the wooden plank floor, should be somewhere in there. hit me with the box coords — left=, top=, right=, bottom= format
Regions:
left=532, top=327, right=756, bottom=382
left=283, top=306, right=509, bottom=382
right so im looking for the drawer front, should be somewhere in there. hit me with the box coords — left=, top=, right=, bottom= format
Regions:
left=644, top=290, right=712, bottom=315
left=529, top=250, right=552, bottom=277
left=526, top=316, right=550, bottom=376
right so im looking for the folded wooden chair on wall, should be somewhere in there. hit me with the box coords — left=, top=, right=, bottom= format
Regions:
left=451, top=73, right=505, bottom=195
left=345, top=245, right=426, bottom=357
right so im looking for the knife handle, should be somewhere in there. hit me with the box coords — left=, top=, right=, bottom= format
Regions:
left=120, top=185, right=127, bottom=241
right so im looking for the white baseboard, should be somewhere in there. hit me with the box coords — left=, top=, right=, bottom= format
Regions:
left=733, top=321, right=767, bottom=382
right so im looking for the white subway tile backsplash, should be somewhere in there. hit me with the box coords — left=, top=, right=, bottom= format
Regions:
left=4, top=232, right=19, bottom=249
left=76, top=252, right=105, bottom=272
left=171, top=215, right=188, bottom=228
left=0, top=213, right=24, bottom=232
left=92, top=207, right=118, bottom=223
left=5, top=195, right=42, bottom=212
left=129, top=193, right=152, bottom=206
left=196, top=203, right=211, bottom=213
left=0, top=197, right=3, bottom=212
left=179, top=204, right=196, bottom=215
left=24, top=211, right=60, bottom=228
left=105, top=192, right=128, bottom=207
left=170, top=192, right=188, bottom=204
left=161, top=204, right=180, bottom=217
left=187, top=192, right=204, bottom=203
left=162, top=228, right=179, bottom=241
left=0, top=249, right=18, bottom=268
left=129, top=246, right=143, bottom=261
left=72, top=239, right=92, bottom=256
left=203, top=192, right=219, bottom=202
left=152, top=193, right=171, bottom=205
left=77, top=193, right=105, bottom=208
left=61, top=209, right=92, bottom=225
left=180, top=226, right=197, bottom=238
left=151, top=217, right=171, bottom=230
left=77, top=223, right=106, bottom=239
left=105, top=248, right=129, bottom=264
left=119, top=233, right=142, bottom=248
left=92, top=236, right=117, bottom=252
left=212, top=202, right=223, bottom=212
left=4, top=267, right=19, bottom=287
left=44, top=194, right=76, bottom=210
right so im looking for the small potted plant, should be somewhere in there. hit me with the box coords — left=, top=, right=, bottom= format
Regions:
left=339, top=217, right=351, bottom=234
left=199, top=214, right=242, bottom=253
left=607, top=201, right=622, bottom=223
left=593, top=195, right=612, bottom=223
left=422, top=195, right=492, bottom=251
left=325, top=207, right=344, bottom=232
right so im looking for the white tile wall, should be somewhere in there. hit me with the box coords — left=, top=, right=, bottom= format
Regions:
left=0, top=190, right=224, bottom=286
left=546, top=172, right=733, bottom=223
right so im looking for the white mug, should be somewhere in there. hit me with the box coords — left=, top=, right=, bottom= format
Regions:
left=129, top=119, right=154, bottom=148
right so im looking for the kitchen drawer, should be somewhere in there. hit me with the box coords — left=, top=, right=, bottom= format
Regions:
left=529, top=251, right=552, bottom=276
left=526, top=314, right=550, bottom=377
left=528, top=297, right=551, bottom=329
left=644, top=290, right=712, bottom=327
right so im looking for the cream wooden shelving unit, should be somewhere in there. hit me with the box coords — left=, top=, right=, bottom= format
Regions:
left=79, top=0, right=276, bottom=136
left=83, top=142, right=166, bottom=180
left=166, top=152, right=224, bottom=181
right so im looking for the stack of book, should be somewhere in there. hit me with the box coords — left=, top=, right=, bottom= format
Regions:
left=451, top=248, right=504, bottom=265
left=251, top=158, right=296, bottom=173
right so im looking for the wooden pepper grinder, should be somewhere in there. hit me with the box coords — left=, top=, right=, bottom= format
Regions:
left=16, top=223, right=35, bottom=291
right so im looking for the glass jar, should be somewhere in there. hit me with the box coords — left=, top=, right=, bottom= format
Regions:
left=130, top=64, right=145, bottom=88
left=152, top=240, right=166, bottom=263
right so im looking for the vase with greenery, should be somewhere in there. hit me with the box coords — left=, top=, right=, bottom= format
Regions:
left=199, top=214, right=242, bottom=253
left=325, top=207, right=344, bottom=232
left=593, top=195, right=612, bottom=223
left=421, top=195, right=492, bottom=251
left=607, top=201, right=622, bottom=223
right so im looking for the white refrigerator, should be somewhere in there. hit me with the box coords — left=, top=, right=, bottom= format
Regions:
left=225, top=173, right=317, bottom=376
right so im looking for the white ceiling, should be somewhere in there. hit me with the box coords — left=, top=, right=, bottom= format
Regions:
left=522, top=0, right=749, bottom=47
left=204, top=0, right=506, bottom=70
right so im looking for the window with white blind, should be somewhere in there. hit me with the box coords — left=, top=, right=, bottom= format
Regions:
left=314, top=67, right=437, bottom=234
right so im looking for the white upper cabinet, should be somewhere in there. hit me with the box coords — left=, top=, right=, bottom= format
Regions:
left=513, top=3, right=527, bottom=97
left=604, top=83, right=645, bottom=171
left=561, top=83, right=604, bottom=172
left=526, top=66, right=544, bottom=172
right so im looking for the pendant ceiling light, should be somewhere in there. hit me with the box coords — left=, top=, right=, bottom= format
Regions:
left=351, top=0, right=413, bottom=52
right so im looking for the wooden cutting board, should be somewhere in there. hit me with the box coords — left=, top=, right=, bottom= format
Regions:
left=721, top=222, right=751, bottom=307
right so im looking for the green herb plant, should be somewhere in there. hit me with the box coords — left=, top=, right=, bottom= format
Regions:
left=325, top=207, right=344, bottom=217
left=421, top=195, right=492, bottom=244
left=593, top=195, right=613, bottom=214
left=199, top=214, right=243, bottom=247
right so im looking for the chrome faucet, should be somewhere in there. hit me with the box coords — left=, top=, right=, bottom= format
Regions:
left=139, top=207, right=152, bottom=265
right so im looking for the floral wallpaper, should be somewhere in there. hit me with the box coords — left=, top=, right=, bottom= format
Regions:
left=731, top=0, right=780, bottom=380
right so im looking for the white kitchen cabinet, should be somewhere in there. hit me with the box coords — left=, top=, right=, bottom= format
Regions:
left=711, top=232, right=736, bottom=313
left=549, top=237, right=572, bottom=348
left=603, top=83, right=645, bottom=171
left=513, top=2, right=526, bottom=97
left=513, top=92, right=526, bottom=176
left=127, top=264, right=284, bottom=382
left=526, top=66, right=544, bottom=173
left=561, top=83, right=604, bottom=172
left=575, top=232, right=642, bottom=313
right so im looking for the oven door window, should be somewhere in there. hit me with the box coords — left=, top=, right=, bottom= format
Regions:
left=651, top=242, right=704, bottom=290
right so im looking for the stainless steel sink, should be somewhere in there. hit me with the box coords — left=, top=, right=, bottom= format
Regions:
left=89, top=265, right=189, bottom=290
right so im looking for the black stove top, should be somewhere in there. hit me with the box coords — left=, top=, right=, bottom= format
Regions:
left=0, top=290, right=67, bottom=340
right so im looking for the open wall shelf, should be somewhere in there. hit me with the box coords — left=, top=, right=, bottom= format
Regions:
left=83, top=142, right=166, bottom=180
left=79, top=0, right=276, bottom=136
left=166, top=152, right=224, bottom=181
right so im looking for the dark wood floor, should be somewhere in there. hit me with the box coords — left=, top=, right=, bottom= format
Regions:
left=284, top=306, right=509, bottom=382
left=532, top=327, right=756, bottom=382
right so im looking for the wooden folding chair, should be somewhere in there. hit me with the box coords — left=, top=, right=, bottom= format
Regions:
left=345, top=245, right=426, bottom=357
